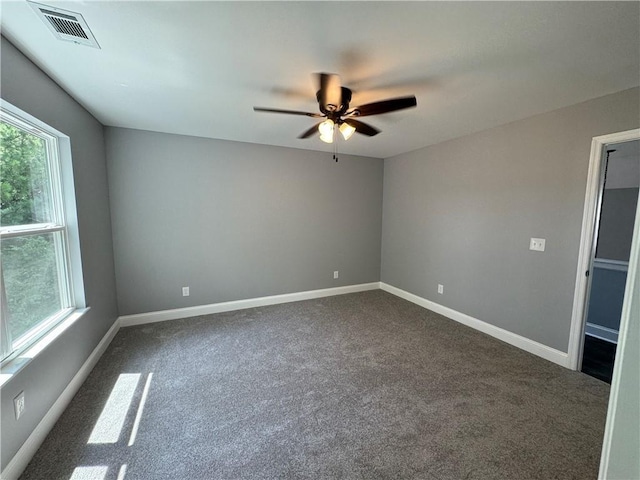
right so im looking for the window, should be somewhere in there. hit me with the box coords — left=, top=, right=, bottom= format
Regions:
left=1, top=103, right=81, bottom=362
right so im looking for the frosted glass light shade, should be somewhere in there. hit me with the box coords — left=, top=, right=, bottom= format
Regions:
left=319, top=132, right=334, bottom=143
left=318, top=119, right=334, bottom=143
left=339, top=122, right=356, bottom=140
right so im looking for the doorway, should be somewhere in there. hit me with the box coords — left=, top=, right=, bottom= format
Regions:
left=568, top=129, right=640, bottom=375
left=581, top=141, right=639, bottom=382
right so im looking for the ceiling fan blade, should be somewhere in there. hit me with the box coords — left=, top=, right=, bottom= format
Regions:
left=344, top=119, right=380, bottom=137
left=254, top=107, right=322, bottom=118
left=298, top=123, right=322, bottom=139
left=317, top=73, right=342, bottom=112
left=352, top=96, right=417, bottom=117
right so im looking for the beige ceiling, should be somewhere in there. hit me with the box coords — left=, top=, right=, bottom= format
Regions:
left=2, top=1, right=639, bottom=159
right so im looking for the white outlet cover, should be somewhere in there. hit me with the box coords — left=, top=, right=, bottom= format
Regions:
left=333, top=271, right=339, bottom=279
left=182, top=286, right=190, bottom=296
left=529, top=238, right=546, bottom=252
left=14, top=391, right=25, bottom=420
left=438, top=284, right=444, bottom=294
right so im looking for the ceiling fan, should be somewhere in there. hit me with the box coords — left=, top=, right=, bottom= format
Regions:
left=254, top=73, right=417, bottom=143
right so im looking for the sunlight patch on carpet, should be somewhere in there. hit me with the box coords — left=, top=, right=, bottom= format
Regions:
left=69, top=465, right=108, bottom=480
left=128, top=373, right=153, bottom=446
left=88, top=373, right=140, bottom=444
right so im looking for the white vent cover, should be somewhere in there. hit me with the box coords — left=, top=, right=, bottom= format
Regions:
left=28, top=1, right=100, bottom=48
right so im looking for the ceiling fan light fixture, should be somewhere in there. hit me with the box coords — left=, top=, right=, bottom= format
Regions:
left=253, top=72, right=417, bottom=143
left=319, top=132, right=334, bottom=143
left=318, top=119, right=335, bottom=143
left=339, top=122, right=356, bottom=141
left=318, top=119, right=334, bottom=135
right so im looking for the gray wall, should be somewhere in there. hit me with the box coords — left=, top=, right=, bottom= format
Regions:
left=105, top=128, right=383, bottom=315
left=602, top=195, right=640, bottom=480
left=586, top=267, right=626, bottom=331
left=597, top=187, right=639, bottom=261
left=381, top=87, right=640, bottom=352
left=0, top=37, right=118, bottom=469
left=588, top=185, right=638, bottom=332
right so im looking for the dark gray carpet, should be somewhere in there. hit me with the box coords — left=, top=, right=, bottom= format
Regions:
left=21, top=290, right=609, bottom=480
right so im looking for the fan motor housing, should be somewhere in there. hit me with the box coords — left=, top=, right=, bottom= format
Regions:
left=317, top=87, right=352, bottom=116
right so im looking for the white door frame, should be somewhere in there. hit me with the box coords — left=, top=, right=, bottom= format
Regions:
left=567, top=128, right=640, bottom=370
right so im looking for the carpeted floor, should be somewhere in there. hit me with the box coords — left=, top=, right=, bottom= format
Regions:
left=20, top=290, right=610, bottom=480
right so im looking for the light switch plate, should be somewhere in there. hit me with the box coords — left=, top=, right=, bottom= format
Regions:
left=530, top=238, right=546, bottom=252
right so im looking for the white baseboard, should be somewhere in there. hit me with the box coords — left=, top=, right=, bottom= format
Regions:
left=119, top=282, right=381, bottom=327
left=585, top=323, right=619, bottom=344
left=380, top=282, right=570, bottom=368
left=1, top=319, right=120, bottom=480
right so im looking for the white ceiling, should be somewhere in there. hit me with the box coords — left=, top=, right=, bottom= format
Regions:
left=2, top=1, right=639, bottom=159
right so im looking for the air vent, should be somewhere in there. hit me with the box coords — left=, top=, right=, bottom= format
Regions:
left=28, top=1, right=100, bottom=48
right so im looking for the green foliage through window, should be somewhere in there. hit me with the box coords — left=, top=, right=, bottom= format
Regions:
left=0, top=121, right=52, bottom=227
left=2, top=234, right=61, bottom=339
left=1, top=118, right=67, bottom=351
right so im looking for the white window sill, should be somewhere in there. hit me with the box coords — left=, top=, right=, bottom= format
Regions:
left=0, top=307, right=90, bottom=388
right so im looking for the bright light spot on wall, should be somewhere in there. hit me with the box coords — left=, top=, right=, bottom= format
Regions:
left=88, top=374, right=140, bottom=444
left=69, top=466, right=108, bottom=480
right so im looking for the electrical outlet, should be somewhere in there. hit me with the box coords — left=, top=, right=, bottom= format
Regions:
left=438, top=284, right=444, bottom=295
left=182, top=286, right=190, bottom=297
left=333, top=271, right=339, bottom=279
left=14, top=391, right=25, bottom=420
left=530, top=238, right=546, bottom=252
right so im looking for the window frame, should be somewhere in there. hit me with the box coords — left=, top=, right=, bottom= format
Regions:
left=1, top=101, right=85, bottom=365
